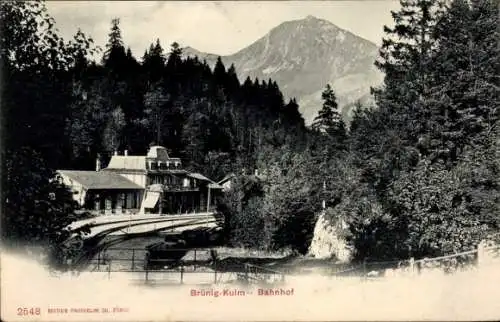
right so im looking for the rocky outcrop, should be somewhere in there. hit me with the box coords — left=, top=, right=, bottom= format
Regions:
left=308, top=211, right=352, bottom=262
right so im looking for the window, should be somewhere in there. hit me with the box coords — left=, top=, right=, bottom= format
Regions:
left=120, top=193, right=126, bottom=209
left=131, top=193, right=138, bottom=209
left=105, top=198, right=112, bottom=210
left=152, top=175, right=163, bottom=184
left=183, top=178, right=190, bottom=188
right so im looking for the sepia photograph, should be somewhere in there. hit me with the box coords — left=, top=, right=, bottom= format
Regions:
left=1, top=0, right=499, bottom=321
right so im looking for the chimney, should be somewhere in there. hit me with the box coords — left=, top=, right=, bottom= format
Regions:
left=96, top=155, right=102, bottom=172
left=124, top=150, right=128, bottom=156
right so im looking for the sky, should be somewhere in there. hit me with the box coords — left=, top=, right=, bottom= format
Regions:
left=46, top=1, right=401, bottom=58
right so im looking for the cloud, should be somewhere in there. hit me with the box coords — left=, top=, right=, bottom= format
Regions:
left=46, top=1, right=399, bottom=58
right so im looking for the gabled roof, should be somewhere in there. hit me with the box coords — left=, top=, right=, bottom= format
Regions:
left=147, top=146, right=176, bottom=160
left=188, top=172, right=215, bottom=183
left=208, top=183, right=223, bottom=189
left=148, top=169, right=188, bottom=175
left=218, top=173, right=236, bottom=184
left=57, top=170, right=142, bottom=190
left=105, top=154, right=183, bottom=172
left=188, top=172, right=223, bottom=189
left=106, top=156, right=147, bottom=170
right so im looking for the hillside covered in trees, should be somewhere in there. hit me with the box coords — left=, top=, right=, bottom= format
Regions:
left=218, top=0, right=499, bottom=260
left=1, top=0, right=499, bottom=263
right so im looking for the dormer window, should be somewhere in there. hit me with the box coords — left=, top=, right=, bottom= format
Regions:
left=150, top=162, right=158, bottom=170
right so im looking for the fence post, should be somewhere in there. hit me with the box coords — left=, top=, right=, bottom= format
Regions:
left=131, top=249, right=135, bottom=270
left=214, top=259, right=217, bottom=284
left=363, top=258, right=367, bottom=280
left=145, top=267, right=149, bottom=283
left=244, top=264, right=248, bottom=283
left=194, top=249, right=197, bottom=271
left=108, top=260, right=111, bottom=280
left=180, top=265, right=184, bottom=284
left=409, top=257, right=415, bottom=275
left=477, top=241, right=486, bottom=267
left=97, top=251, right=100, bottom=271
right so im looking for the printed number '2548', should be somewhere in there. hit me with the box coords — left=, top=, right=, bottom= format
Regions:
left=17, top=307, right=41, bottom=316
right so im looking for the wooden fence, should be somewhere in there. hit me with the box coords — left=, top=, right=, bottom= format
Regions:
left=83, top=247, right=286, bottom=285
left=80, top=241, right=500, bottom=284
left=344, top=241, right=500, bottom=278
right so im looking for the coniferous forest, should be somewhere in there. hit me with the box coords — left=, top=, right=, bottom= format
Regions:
left=1, top=0, right=499, bottom=262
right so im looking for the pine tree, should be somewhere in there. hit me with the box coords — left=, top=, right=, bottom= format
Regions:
left=373, top=0, right=446, bottom=145
left=213, top=56, right=227, bottom=86
left=165, top=42, right=183, bottom=96
left=142, top=85, right=170, bottom=145
left=103, top=18, right=127, bottom=70
left=311, top=84, right=343, bottom=134
left=103, top=107, right=126, bottom=153
left=282, top=98, right=302, bottom=125
left=143, top=39, right=165, bottom=83
left=106, top=18, right=123, bottom=50
left=166, top=42, right=182, bottom=71
left=421, top=0, right=500, bottom=163
left=226, top=64, right=240, bottom=92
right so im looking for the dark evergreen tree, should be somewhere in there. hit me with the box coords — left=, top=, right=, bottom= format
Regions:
left=312, top=84, right=337, bottom=132
left=226, top=64, right=240, bottom=94
left=311, top=84, right=346, bottom=141
left=142, top=39, right=165, bottom=83
left=103, top=18, right=127, bottom=73
left=213, top=56, right=227, bottom=86
left=166, top=42, right=182, bottom=71
left=373, top=0, right=446, bottom=147
left=420, top=0, right=500, bottom=164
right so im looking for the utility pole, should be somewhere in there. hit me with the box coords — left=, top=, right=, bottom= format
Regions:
left=322, top=181, right=326, bottom=212
left=159, top=190, right=163, bottom=214
left=207, top=186, right=211, bottom=213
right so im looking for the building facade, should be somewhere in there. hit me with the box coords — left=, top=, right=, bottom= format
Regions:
left=57, top=146, right=223, bottom=216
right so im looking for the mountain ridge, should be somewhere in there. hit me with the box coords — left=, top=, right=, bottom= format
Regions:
left=182, top=15, right=383, bottom=124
